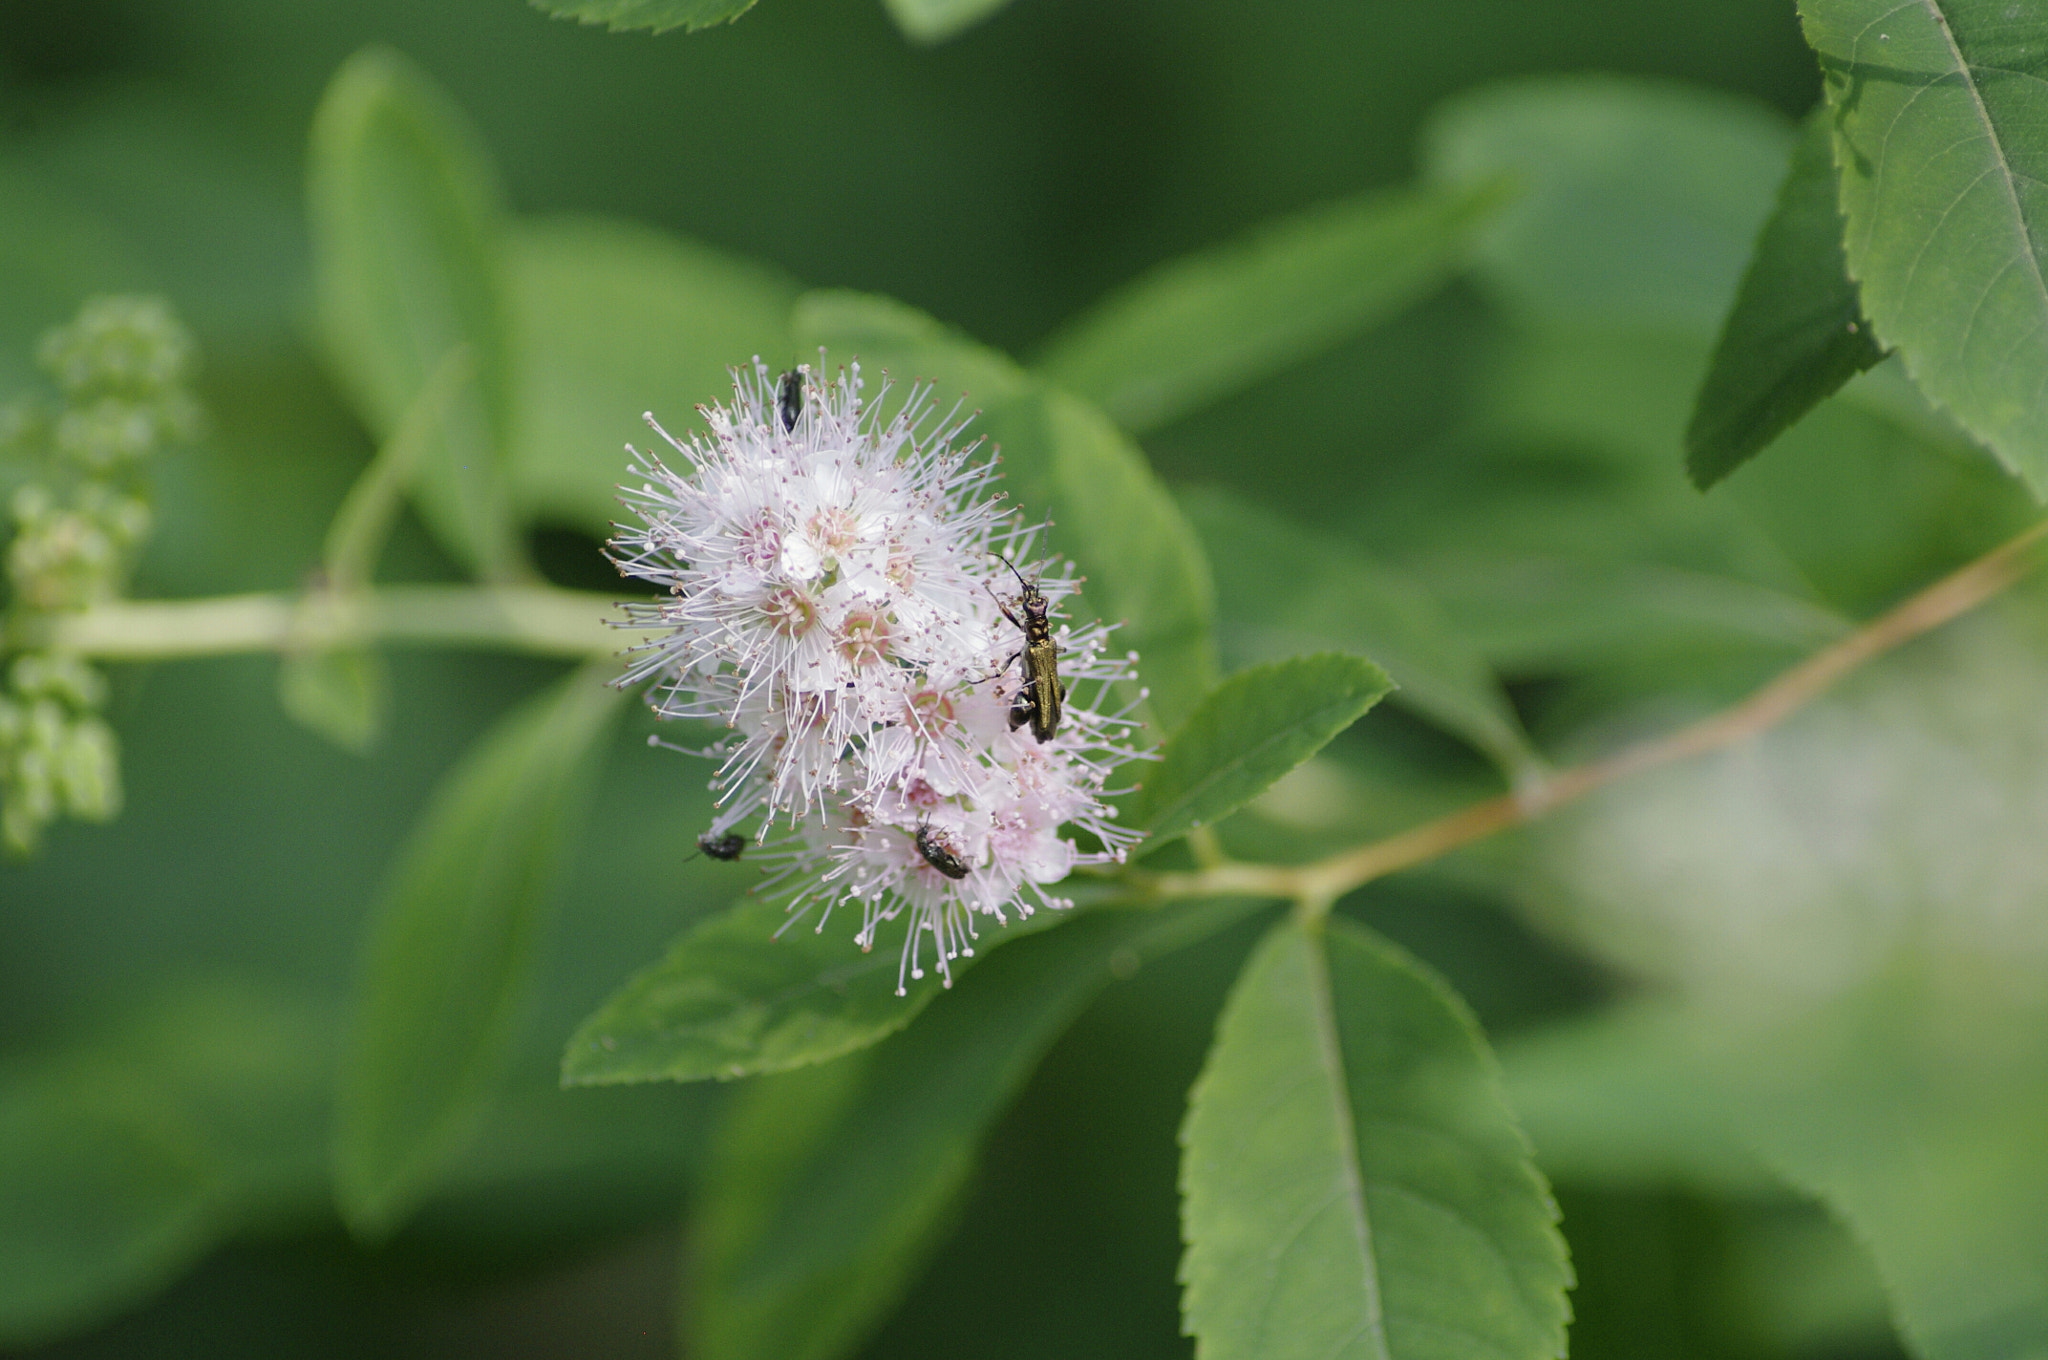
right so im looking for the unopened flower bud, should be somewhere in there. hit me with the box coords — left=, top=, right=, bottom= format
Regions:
left=37, top=296, right=196, bottom=401
left=56, top=717, right=120, bottom=822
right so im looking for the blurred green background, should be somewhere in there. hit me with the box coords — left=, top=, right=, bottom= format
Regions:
left=0, top=0, right=1945, bottom=1356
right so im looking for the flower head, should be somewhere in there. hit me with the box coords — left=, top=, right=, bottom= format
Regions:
left=610, top=359, right=1145, bottom=991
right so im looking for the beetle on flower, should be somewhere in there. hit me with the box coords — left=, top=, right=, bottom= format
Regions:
left=608, top=360, right=1147, bottom=993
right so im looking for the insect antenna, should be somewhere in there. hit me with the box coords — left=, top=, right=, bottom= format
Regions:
left=990, top=549, right=1031, bottom=591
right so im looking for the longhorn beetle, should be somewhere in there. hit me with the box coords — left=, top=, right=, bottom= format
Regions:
left=776, top=369, right=803, bottom=434
left=915, top=819, right=973, bottom=880
left=990, top=552, right=1065, bottom=743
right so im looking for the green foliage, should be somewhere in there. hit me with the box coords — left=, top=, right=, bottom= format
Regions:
left=692, top=898, right=1263, bottom=1360
left=506, top=215, right=798, bottom=540
left=0, top=982, right=333, bottom=1346
left=1799, top=0, right=2048, bottom=491
left=1686, top=110, right=1885, bottom=489
left=1427, top=75, right=1793, bottom=333
left=563, top=893, right=959, bottom=1087
left=307, top=48, right=525, bottom=579
left=276, top=647, right=388, bottom=754
left=1131, top=654, right=1391, bottom=849
left=794, top=289, right=1219, bottom=727
left=880, top=0, right=1020, bottom=44
left=334, top=667, right=624, bottom=1237
left=1738, top=985, right=2048, bottom=1360
left=529, top=0, right=1017, bottom=43
left=1392, top=76, right=1872, bottom=686
left=14, top=5, right=2048, bottom=1354
left=1036, top=182, right=1509, bottom=433
left=277, top=348, right=475, bottom=754
left=1179, top=917, right=1571, bottom=1360
left=0, top=165, right=153, bottom=396
left=1184, top=487, right=1539, bottom=781
left=528, top=0, right=759, bottom=33
left=1516, top=600, right=2048, bottom=1358
left=561, top=882, right=1117, bottom=1087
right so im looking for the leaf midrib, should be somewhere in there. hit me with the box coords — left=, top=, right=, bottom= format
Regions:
left=1302, top=928, right=1390, bottom=1360
left=1916, top=0, right=2048, bottom=333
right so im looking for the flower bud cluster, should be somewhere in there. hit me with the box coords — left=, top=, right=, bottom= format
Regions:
left=5, top=296, right=197, bottom=609
left=1, top=296, right=199, bottom=853
left=610, top=361, right=1146, bottom=993
left=0, top=654, right=120, bottom=854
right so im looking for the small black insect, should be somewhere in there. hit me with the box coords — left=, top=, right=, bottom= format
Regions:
left=696, top=829, right=746, bottom=862
left=990, top=552, right=1065, bottom=743
left=914, top=820, right=972, bottom=880
left=776, top=369, right=803, bottom=434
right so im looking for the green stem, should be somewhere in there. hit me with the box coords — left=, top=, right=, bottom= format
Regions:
left=10, top=584, right=632, bottom=661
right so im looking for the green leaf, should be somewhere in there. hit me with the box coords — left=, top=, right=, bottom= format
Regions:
left=1799, top=0, right=2048, bottom=490
left=1180, top=918, right=1571, bottom=1360
left=1493, top=1004, right=1777, bottom=1195
left=1730, top=985, right=2048, bottom=1360
left=1036, top=182, right=1509, bottom=433
left=1686, top=110, right=1886, bottom=490
left=1028, top=388, right=1219, bottom=727
left=1183, top=487, right=1539, bottom=782
left=795, top=290, right=1219, bottom=728
left=1516, top=604, right=2048, bottom=1359
left=563, top=894, right=943, bottom=1087
left=528, top=0, right=758, bottom=33
left=334, top=667, right=625, bottom=1237
left=880, top=0, right=1018, bottom=43
left=277, top=647, right=389, bottom=754
left=307, top=47, right=524, bottom=578
left=790, top=287, right=1030, bottom=414
left=0, top=982, right=334, bottom=1347
left=1500, top=992, right=2048, bottom=1360
left=507, top=215, right=799, bottom=540
left=1131, top=653, right=1390, bottom=848
left=693, top=897, right=1264, bottom=1360
left=1424, top=75, right=1793, bottom=333
left=562, top=882, right=1105, bottom=1087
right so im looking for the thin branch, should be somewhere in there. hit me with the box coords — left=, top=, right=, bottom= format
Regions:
left=1136, top=516, right=2048, bottom=906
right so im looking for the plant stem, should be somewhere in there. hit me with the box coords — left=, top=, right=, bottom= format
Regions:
left=11, top=584, right=632, bottom=661
left=1133, top=516, right=2048, bottom=907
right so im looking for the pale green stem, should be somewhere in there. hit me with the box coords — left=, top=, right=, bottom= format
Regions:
left=13, top=584, right=634, bottom=661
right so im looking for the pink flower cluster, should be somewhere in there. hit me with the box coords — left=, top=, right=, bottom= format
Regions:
left=610, top=361, right=1144, bottom=992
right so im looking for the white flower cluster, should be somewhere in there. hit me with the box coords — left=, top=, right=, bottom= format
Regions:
left=610, top=361, right=1145, bottom=993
